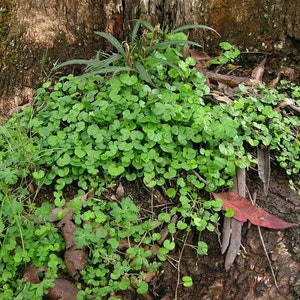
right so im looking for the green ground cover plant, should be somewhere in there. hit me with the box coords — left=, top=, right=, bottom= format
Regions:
left=209, top=41, right=240, bottom=66
left=0, top=20, right=299, bottom=299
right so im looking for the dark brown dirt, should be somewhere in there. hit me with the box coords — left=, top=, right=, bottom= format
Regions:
left=118, top=167, right=300, bottom=300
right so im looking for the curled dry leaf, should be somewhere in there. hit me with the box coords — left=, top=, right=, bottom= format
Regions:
left=251, top=57, right=267, bottom=84
left=44, top=279, right=79, bottom=300
left=23, top=262, right=47, bottom=284
left=64, top=245, right=88, bottom=279
left=209, top=93, right=233, bottom=105
left=213, top=192, right=295, bottom=229
left=275, top=97, right=300, bottom=115
left=267, top=66, right=295, bottom=88
left=56, top=210, right=76, bottom=249
left=50, top=192, right=92, bottom=222
left=223, top=219, right=243, bottom=271
left=206, top=71, right=251, bottom=88
left=158, top=215, right=178, bottom=245
left=49, top=207, right=70, bottom=222
left=188, top=49, right=211, bottom=62
left=143, top=271, right=157, bottom=282
left=116, top=181, right=125, bottom=199
left=188, top=48, right=210, bottom=84
left=56, top=205, right=88, bottom=279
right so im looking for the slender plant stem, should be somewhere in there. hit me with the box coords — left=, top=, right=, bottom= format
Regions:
left=192, top=170, right=210, bottom=186
left=174, top=232, right=189, bottom=300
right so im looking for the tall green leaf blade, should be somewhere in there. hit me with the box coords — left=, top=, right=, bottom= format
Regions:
left=85, top=54, right=122, bottom=73
left=80, top=66, right=133, bottom=77
left=95, top=31, right=126, bottom=56
left=137, top=19, right=154, bottom=32
left=131, top=19, right=142, bottom=42
left=54, top=59, right=92, bottom=69
left=171, top=24, right=220, bottom=36
left=146, top=40, right=202, bottom=53
left=134, top=61, right=153, bottom=84
left=145, top=57, right=184, bottom=77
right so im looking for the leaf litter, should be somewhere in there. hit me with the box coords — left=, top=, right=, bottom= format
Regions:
left=213, top=191, right=295, bottom=229
left=57, top=210, right=88, bottom=280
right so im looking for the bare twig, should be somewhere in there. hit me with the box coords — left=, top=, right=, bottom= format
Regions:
left=174, top=232, right=189, bottom=300
left=247, top=189, right=279, bottom=289
left=150, top=188, right=155, bottom=219
left=192, top=170, right=210, bottom=186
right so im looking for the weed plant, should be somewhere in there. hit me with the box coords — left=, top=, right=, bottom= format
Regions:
left=0, top=20, right=299, bottom=299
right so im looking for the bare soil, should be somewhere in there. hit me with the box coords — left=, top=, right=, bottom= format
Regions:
left=118, top=167, right=300, bottom=300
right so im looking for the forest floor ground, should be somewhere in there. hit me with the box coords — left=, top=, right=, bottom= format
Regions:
left=117, top=167, right=300, bottom=300
left=2, top=50, right=299, bottom=300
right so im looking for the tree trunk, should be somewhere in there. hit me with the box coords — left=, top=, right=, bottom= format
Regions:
left=0, top=0, right=299, bottom=115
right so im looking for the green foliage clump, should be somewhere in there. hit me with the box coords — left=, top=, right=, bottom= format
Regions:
left=209, top=41, right=240, bottom=66
left=231, top=84, right=300, bottom=177
left=25, top=68, right=247, bottom=194
left=71, top=195, right=221, bottom=298
left=0, top=19, right=299, bottom=299
left=0, top=194, right=64, bottom=299
left=11, top=23, right=248, bottom=195
left=0, top=125, right=33, bottom=189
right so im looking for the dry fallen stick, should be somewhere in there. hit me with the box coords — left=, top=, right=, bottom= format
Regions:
left=206, top=71, right=251, bottom=88
left=247, top=189, right=279, bottom=289
left=174, top=232, right=189, bottom=300
left=275, top=98, right=300, bottom=115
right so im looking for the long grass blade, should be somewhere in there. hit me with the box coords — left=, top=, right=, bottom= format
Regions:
left=134, top=61, right=153, bottom=84
left=95, top=31, right=126, bottom=56
left=138, top=19, right=154, bottom=32
left=83, top=66, right=133, bottom=76
left=146, top=40, right=202, bottom=53
left=145, top=57, right=184, bottom=77
left=85, top=54, right=122, bottom=72
left=131, top=19, right=142, bottom=42
left=53, top=59, right=92, bottom=69
left=171, top=24, right=220, bottom=36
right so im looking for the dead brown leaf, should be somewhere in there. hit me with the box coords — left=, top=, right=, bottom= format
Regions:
left=188, top=48, right=211, bottom=85
left=44, top=279, right=79, bottom=300
left=206, top=71, right=251, bottom=88
left=209, top=93, right=233, bottom=105
left=189, top=49, right=211, bottom=62
left=267, top=67, right=295, bottom=88
left=64, top=245, right=88, bottom=279
left=143, top=271, right=157, bottom=282
left=116, top=181, right=125, bottom=199
left=23, top=262, right=47, bottom=284
left=56, top=210, right=76, bottom=249
left=56, top=204, right=88, bottom=279
left=251, top=57, right=267, bottom=84
left=158, top=215, right=178, bottom=245
left=275, top=98, right=300, bottom=115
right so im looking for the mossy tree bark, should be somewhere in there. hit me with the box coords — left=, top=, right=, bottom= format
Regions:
left=0, top=0, right=299, bottom=115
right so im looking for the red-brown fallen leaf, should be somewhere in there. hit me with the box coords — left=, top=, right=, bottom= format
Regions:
left=212, top=192, right=295, bottom=229
left=64, top=245, right=88, bottom=279
left=56, top=210, right=76, bottom=249
left=44, top=279, right=78, bottom=300
left=23, top=262, right=47, bottom=284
